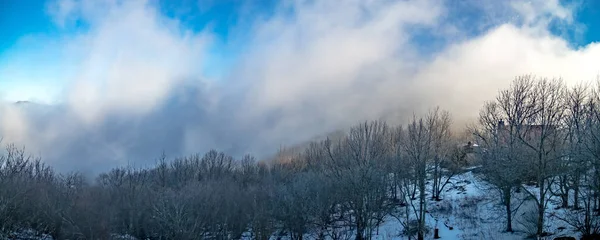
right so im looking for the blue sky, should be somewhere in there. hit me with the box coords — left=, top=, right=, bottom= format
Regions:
left=0, top=0, right=273, bottom=103
left=571, top=0, right=600, bottom=46
left=1, top=0, right=599, bottom=104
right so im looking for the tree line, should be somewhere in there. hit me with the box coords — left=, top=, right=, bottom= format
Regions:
left=0, top=75, right=599, bottom=240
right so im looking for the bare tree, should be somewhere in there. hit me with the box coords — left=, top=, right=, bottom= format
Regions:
left=323, top=121, right=393, bottom=240
left=388, top=126, right=419, bottom=240
left=522, top=77, right=567, bottom=236
left=428, top=108, right=454, bottom=201
left=272, top=171, right=323, bottom=240
left=472, top=101, right=528, bottom=232
left=236, top=154, right=260, bottom=188
left=563, top=79, right=600, bottom=239
left=488, top=75, right=566, bottom=236
left=559, top=84, right=590, bottom=209
left=200, top=149, right=234, bottom=181
left=552, top=178, right=600, bottom=238
left=403, top=113, right=437, bottom=240
left=303, top=141, right=348, bottom=240
left=151, top=186, right=203, bottom=239
left=584, top=80, right=600, bottom=212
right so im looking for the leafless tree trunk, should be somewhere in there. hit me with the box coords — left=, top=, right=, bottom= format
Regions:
left=506, top=76, right=567, bottom=236
left=403, top=108, right=450, bottom=240
left=473, top=76, right=567, bottom=235
left=428, top=108, right=453, bottom=201
left=323, top=121, right=392, bottom=240
left=561, top=84, right=590, bottom=210
left=472, top=100, right=528, bottom=233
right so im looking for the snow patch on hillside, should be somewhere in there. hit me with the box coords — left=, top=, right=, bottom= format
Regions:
left=364, top=170, right=580, bottom=239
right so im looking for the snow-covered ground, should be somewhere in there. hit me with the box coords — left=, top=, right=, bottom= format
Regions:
left=241, top=169, right=583, bottom=240
left=370, top=170, right=582, bottom=240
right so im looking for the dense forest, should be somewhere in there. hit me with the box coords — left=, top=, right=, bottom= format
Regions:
left=1, top=75, right=599, bottom=240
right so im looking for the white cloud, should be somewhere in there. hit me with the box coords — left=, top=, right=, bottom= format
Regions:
left=224, top=0, right=598, bottom=150
left=2, top=0, right=213, bottom=172
left=0, top=104, right=30, bottom=145
left=1, top=0, right=599, bottom=173
left=410, top=24, right=600, bottom=124
left=53, top=0, right=211, bottom=123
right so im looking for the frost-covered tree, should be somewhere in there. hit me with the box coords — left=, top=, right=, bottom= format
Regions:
left=323, top=121, right=393, bottom=240
left=477, top=76, right=567, bottom=236
left=472, top=100, right=528, bottom=232
left=403, top=113, right=437, bottom=240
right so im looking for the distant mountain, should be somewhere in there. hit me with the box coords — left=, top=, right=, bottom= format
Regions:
left=10, top=100, right=57, bottom=117
left=14, top=100, right=32, bottom=105
left=13, top=100, right=50, bottom=109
